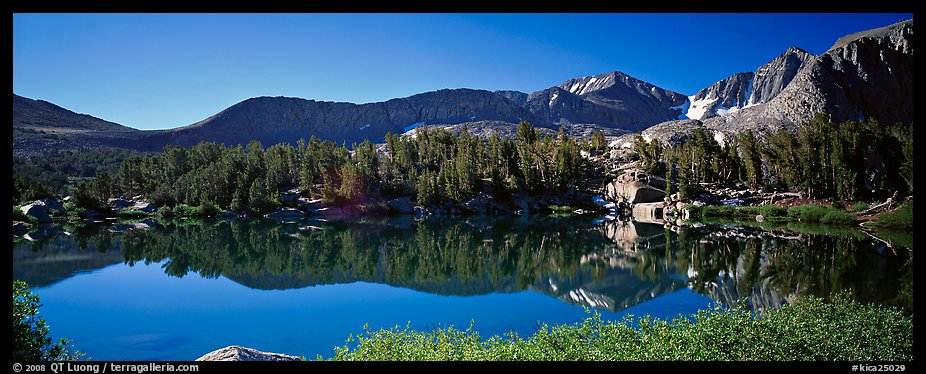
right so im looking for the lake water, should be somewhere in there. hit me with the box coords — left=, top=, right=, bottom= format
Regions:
left=12, top=216, right=912, bottom=360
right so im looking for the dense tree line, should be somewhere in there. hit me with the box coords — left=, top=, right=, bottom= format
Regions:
left=106, top=122, right=585, bottom=213
left=14, top=115, right=912, bottom=212
left=13, top=148, right=140, bottom=196
left=646, top=114, right=913, bottom=202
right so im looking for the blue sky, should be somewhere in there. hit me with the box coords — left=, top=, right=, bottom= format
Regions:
left=13, top=13, right=911, bottom=130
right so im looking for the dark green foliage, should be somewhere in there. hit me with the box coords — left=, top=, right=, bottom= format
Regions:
left=13, top=174, right=54, bottom=205
left=172, top=204, right=200, bottom=218
left=155, top=206, right=175, bottom=219
left=634, top=135, right=664, bottom=174
left=415, top=170, right=440, bottom=206
left=13, top=280, right=83, bottom=361
left=787, top=204, right=834, bottom=223
left=326, top=294, right=912, bottom=361
left=13, top=148, right=140, bottom=195
left=737, top=132, right=763, bottom=189
left=107, top=121, right=584, bottom=212
left=870, top=202, right=913, bottom=229
left=683, top=204, right=701, bottom=220
left=662, top=116, right=912, bottom=204
left=701, top=205, right=735, bottom=219
left=591, top=130, right=606, bottom=151
left=71, top=172, right=115, bottom=210
left=757, top=204, right=788, bottom=218
left=694, top=203, right=855, bottom=225
left=116, top=209, right=150, bottom=219
left=820, top=210, right=856, bottom=225
left=198, top=202, right=220, bottom=217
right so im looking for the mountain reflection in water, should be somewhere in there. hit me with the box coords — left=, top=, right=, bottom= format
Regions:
left=13, top=216, right=912, bottom=312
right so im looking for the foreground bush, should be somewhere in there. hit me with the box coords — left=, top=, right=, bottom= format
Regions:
left=819, top=210, right=856, bottom=225
left=13, top=281, right=83, bottom=360
left=326, top=294, right=911, bottom=361
left=871, top=202, right=913, bottom=230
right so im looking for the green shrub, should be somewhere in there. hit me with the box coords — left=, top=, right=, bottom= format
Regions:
left=155, top=206, right=175, bottom=219
left=684, top=204, right=702, bottom=220
left=701, top=205, right=734, bottom=218
left=850, top=201, right=870, bottom=211
left=787, top=204, right=832, bottom=222
left=325, top=294, right=911, bottom=361
left=61, top=200, right=85, bottom=218
left=198, top=202, right=220, bottom=217
left=547, top=205, right=573, bottom=212
left=14, top=281, right=83, bottom=360
left=819, top=210, right=856, bottom=225
left=733, top=206, right=760, bottom=218
left=173, top=204, right=199, bottom=218
left=758, top=204, right=788, bottom=217
left=871, top=202, right=913, bottom=230
left=230, top=198, right=247, bottom=214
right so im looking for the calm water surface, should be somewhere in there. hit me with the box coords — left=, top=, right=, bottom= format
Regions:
left=12, top=216, right=912, bottom=360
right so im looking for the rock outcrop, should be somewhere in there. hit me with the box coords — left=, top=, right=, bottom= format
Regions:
left=195, top=346, right=301, bottom=361
left=20, top=201, right=53, bottom=223
left=604, top=171, right=666, bottom=204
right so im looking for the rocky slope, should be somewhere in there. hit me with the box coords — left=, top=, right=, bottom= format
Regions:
left=135, top=89, right=541, bottom=150
left=525, top=71, right=689, bottom=132
left=13, top=94, right=137, bottom=133
left=682, top=47, right=815, bottom=121
left=13, top=94, right=145, bottom=156
left=12, top=20, right=913, bottom=155
left=761, top=19, right=914, bottom=127
left=654, top=19, right=914, bottom=142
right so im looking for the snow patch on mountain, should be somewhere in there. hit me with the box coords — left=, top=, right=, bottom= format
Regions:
left=670, top=100, right=691, bottom=120
left=403, top=121, right=426, bottom=133
left=685, top=96, right=717, bottom=120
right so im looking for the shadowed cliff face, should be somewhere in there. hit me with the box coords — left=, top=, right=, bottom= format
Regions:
left=699, top=20, right=913, bottom=136
left=764, top=20, right=914, bottom=127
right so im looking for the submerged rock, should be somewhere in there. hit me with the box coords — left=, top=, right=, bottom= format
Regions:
left=317, top=207, right=344, bottom=218
left=131, top=201, right=158, bottom=213
left=107, top=198, right=134, bottom=209
left=387, top=197, right=414, bottom=215
left=264, top=208, right=307, bottom=220
left=195, top=346, right=301, bottom=361
left=464, top=193, right=502, bottom=215
left=81, top=209, right=104, bottom=219
left=37, top=197, right=63, bottom=211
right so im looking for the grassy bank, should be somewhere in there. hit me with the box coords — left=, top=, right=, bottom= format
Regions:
left=325, top=294, right=912, bottom=361
left=686, top=203, right=858, bottom=226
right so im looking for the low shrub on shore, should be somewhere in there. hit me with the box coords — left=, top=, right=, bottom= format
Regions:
left=325, top=294, right=912, bottom=361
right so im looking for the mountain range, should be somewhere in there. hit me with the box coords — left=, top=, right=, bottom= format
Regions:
left=12, top=19, right=913, bottom=156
